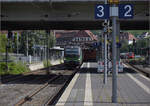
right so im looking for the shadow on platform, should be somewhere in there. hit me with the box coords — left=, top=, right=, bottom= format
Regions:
left=1, top=74, right=70, bottom=85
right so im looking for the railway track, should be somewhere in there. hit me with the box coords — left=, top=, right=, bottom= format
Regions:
left=13, top=64, right=79, bottom=106
left=45, top=70, right=77, bottom=105
left=125, top=63, right=150, bottom=78
left=0, top=63, right=80, bottom=106
left=15, top=69, right=78, bottom=106
left=15, top=74, right=61, bottom=106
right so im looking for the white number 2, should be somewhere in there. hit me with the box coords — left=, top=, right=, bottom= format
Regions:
left=124, top=5, right=132, bottom=17
left=97, top=5, right=104, bottom=17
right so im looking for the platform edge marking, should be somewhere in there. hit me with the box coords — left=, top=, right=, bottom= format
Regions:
left=56, top=73, right=80, bottom=105
left=139, top=74, right=150, bottom=82
left=84, top=62, right=93, bottom=106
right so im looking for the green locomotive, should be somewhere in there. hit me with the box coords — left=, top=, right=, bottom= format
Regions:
left=64, top=46, right=83, bottom=66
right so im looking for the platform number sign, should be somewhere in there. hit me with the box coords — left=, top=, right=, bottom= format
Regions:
left=95, top=4, right=109, bottom=19
left=119, top=4, right=133, bottom=19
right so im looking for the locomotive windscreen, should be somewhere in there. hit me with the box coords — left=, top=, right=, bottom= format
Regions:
left=65, top=48, right=79, bottom=55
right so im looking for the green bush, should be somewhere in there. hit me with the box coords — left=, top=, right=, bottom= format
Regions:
left=43, top=60, right=52, bottom=68
left=0, top=62, right=8, bottom=75
left=0, top=62, right=29, bottom=75
left=59, top=59, right=63, bottom=64
left=0, top=34, right=7, bottom=53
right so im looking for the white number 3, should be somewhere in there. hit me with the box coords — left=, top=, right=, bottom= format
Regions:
left=97, top=5, right=104, bottom=17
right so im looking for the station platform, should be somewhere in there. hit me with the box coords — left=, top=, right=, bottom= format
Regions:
left=56, top=62, right=150, bottom=106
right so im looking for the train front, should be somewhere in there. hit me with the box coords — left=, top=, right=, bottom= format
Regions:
left=64, top=46, right=82, bottom=67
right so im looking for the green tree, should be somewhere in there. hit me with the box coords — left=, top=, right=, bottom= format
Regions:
left=48, top=31, right=56, bottom=48
left=19, top=31, right=27, bottom=55
left=11, top=32, right=19, bottom=53
left=0, top=34, right=7, bottom=53
left=19, top=30, right=56, bottom=56
left=135, top=38, right=148, bottom=55
left=120, top=40, right=129, bottom=53
left=136, top=39, right=147, bottom=48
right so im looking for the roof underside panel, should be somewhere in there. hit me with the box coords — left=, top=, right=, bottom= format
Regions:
left=0, top=0, right=149, bottom=30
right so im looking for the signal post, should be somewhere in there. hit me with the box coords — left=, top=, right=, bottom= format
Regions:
left=109, top=0, right=119, bottom=103
left=95, top=0, right=133, bottom=103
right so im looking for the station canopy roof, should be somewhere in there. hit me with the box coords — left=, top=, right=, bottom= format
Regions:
left=0, top=0, right=149, bottom=30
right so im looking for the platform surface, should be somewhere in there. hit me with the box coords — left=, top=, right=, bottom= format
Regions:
left=56, top=62, right=150, bottom=106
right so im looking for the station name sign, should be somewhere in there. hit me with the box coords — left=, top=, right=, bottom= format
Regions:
left=95, top=4, right=133, bottom=19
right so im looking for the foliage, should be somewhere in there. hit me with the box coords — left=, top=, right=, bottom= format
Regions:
left=120, top=36, right=149, bottom=54
left=124, top=30, right=150, bottom=37
left=120, top=40, right=129, bottom=53
left=11, top=32, right=20, bottom=53
left=134, top=38, right=149, bottom=55
left=0, top=34, right=7, bottom=53
left=59, top=59, right=63, bottom=64
left=19, top=31, right=36, bottom=55
left=0, top=62, right=29, bottom=75
left=0, top=30, right=56, bottom=56
left=136, top=38, right=148, bottom=48
left=43, top=60, right=52, bottom=68
left=48, top=31, right=56, bottom=48
left=18, top=30, right=56, bottom=56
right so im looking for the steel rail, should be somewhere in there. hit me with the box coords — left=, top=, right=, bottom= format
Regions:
left=15, top=64, right=80, bottom=106
left=44, top=69, right=78, bottom=105
left=15, top=74, right=62, bottom=106
left=125, top=63, right=150, bottom=78
left=44, top=64, right=81, bottom=105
